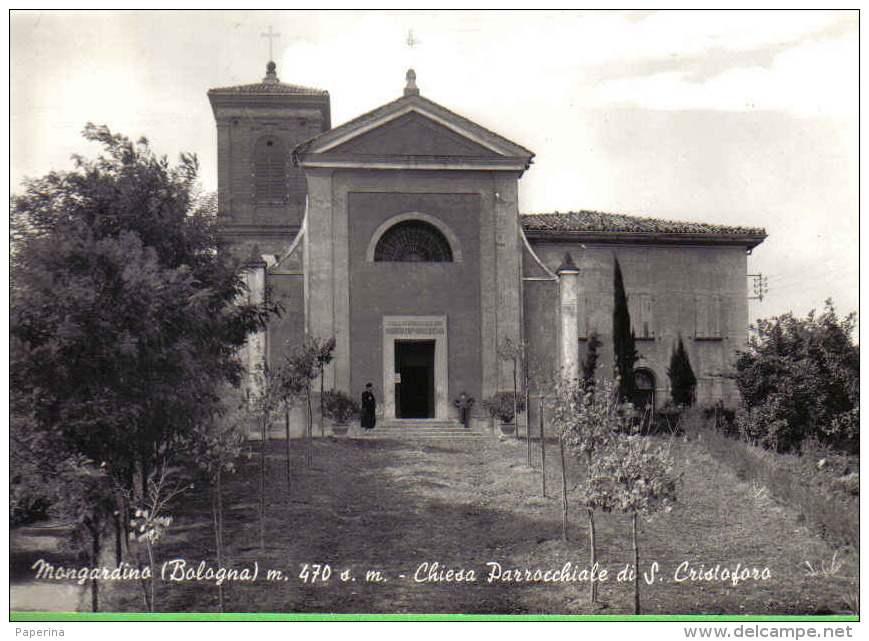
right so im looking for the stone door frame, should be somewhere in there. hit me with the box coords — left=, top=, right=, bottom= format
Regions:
left=382, top=315, right=448, bottom=420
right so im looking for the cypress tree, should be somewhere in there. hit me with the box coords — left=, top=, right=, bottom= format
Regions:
left=668, top=336, right=697, bottom=406
left=612, top=258, right=638, bottom=402
left=581, top=331, right=602, bottom=389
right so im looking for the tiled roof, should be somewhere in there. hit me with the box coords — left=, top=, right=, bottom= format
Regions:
left=208, top=82, right=328, bottom=96
left=521, top=211, right=766, bottom=236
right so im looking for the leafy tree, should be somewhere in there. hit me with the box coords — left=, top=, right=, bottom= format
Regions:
left=48, top=455, right=117, bottom=612
left=588, top=433, right=678, bottom=614
left=10, top=124, right=273, bottom=504
left=667, top=336, right=696, bottom=407
left=612, top=258, right=638, bottom=403
left=735, top=300, right=858, bottom=452
left=10, top=406, right=55, bottom=525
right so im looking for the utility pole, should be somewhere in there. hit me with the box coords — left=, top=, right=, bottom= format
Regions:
left=747, top=274, right=768, bottom=301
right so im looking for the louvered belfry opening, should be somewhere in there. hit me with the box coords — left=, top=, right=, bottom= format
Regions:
left=373, top=220, right=453, bottom=262
left=254, top=136, right=288, bottom=204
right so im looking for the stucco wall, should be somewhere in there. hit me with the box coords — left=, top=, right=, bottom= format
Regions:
left=525, top=242, right=749, bottom=408
left=305, top=169, right=525, bottom=414
left=267, top=273, right=305, bottom=366
left=347, top=191, right=482, bottom=404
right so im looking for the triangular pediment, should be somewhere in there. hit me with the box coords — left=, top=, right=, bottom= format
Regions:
left=327, top=111, right=500, bottom=158
left=295, top=94, right=534, bottom=172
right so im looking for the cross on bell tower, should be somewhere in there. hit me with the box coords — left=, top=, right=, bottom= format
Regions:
left=261, top=25, right=280, bottom=61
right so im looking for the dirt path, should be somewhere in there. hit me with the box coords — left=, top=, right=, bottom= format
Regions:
left=13, top=435, right=858, bottom=615
left=10, top=525, right=89, bottom=612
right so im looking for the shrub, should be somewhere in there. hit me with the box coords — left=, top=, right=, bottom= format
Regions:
left=822, top=408, right=859, bottom=453
left=702, top=401, right=737, bottom=435
left=321, top=390, right=360, bottom=424
left=735, top=300, right=858, bottom=452
left=552, top=377, right=623, bottom=453
left=482, top=392, right=526, bottom=423
left=653, top=401, right=684, bottom=435
left=735, top=396, right=792, bottom=452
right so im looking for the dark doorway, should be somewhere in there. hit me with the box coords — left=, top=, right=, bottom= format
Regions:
left=633, top=368, right=656, bottom=414
left=395, top=340, right=435, bottom=418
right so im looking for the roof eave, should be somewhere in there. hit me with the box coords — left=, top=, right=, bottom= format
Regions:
left=522, top=229, right=768, bottom=249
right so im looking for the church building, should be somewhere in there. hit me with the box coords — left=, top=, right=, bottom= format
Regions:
left=207, top=62, right=766, bottom=434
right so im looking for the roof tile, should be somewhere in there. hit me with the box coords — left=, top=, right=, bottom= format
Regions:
left=208, top=82, right=328, bottom=96
left=520, top=211, right=765, bottom=236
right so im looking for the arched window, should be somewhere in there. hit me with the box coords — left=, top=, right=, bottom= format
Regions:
left=374, top=220, right=454, bottom=262
left=254, top=136, right=288, bottom=203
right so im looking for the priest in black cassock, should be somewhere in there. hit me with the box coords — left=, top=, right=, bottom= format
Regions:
left=361, top=383, right=377, bottom=430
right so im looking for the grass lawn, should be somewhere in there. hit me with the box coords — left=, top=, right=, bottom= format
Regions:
left=13, top=431, right=859, bottom=616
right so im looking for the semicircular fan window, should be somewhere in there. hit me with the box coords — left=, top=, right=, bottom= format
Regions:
left=373, top=220, right=454, bottom=263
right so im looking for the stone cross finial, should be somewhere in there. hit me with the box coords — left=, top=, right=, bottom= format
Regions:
left=404, top=68, right=420, bottom=96
left=262, top=26, right=280, bottom=61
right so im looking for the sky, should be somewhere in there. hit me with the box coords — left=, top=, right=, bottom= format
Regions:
left=8, top=9, right=859, bottom=330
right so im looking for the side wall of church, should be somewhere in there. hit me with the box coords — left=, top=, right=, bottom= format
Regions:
left=524, top=242, right=749, bottom=409
left=267, top=274, right=305, bottom=365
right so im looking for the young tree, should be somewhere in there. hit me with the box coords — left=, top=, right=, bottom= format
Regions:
left=129, top=460, right=190, bottom=612
left=553, top=377, right=623, bottom=603
left=315, top=338, right=337, bottom=436
left=735, top=300, right=859, bottom=451
left=497, top=337, right=526, bottom=447
left=189, top=389, right=246, bottom=611
left=612, top=258, right=638, bottom=403
left=295, top=338, right=335, bottom=464
left=247, top=365, right=285, bottom=552
left=588, top=434, right=678, bottom=614
left=667, top=336, right=697, bottom=407
left=268, top=337, right=335, bottom=470
left=10, top=124, right=273, bottom=509
left=528, top=356, right=557, bottom=498
left=48, top=455, right=117, bottom=612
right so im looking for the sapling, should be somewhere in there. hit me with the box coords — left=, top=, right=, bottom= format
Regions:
left=130, top=460, right=191, bottom=612
left=190, top=389, right=245, bottom=612
left=555, top=376, right=624, bottom=603
left=588, top=433, right=678, bottom=614
left=497, top=337, right=526, bottom=446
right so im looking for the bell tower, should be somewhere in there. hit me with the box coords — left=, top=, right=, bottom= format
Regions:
left=207, top=61, right=331, bottom=258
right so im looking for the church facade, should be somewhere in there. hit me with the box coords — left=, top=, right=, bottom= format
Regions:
left=208, top=62, right=766, bottom=433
